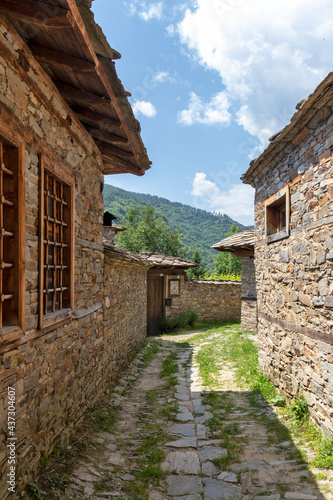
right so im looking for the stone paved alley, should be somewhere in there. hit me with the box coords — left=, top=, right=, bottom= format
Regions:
left=61, top=326, right=333, bottom=500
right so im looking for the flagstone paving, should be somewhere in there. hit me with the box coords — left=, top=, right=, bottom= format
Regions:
left=65, top=330, right=333, bottom=500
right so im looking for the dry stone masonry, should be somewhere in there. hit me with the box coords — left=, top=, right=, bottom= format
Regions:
left=165, top=277, right=241, bottom=322
left=242, top=72, right=333, bottom=434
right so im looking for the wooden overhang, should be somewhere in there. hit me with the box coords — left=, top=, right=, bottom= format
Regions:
left=212, top=230, right=255, bottom=258
left=0, top=0, right=151, bottom=176
left=241, top=72, right=333, bottom=187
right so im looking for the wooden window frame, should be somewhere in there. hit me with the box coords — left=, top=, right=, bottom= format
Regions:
left=265, top=186, right=290, bottom=244
left=39, top=155, right=74, bottom=330
left=168, top=278, right=180, bottom=297
left=0, top=129, right=25, bottom=338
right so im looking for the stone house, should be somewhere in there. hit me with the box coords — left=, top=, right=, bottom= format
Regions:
left=0, top=0, right=151, bottom=496
left=242, top=72, right=333, bottom=433
left=212, top=230, right=257, bottom=332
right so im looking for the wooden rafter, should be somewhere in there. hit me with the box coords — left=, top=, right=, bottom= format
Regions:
left=103, top=155, right=142, bottom=176
left=85, top=126, right=128, bottom=145
left=54, top=82, right=111, bottom=106
left=99, top=142, right=134, bottom=160
left=73, top=107, right=121, bottom=130
left=29, top=43, right=96, bottom=73
left=0, top=0, right=74, bottom=28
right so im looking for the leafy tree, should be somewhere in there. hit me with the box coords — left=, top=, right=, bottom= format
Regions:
left=103, top=184, right=251, bottom=271
left=116, top=204, right=185, bottom=257
left=213, top=224, right=242, bottom=277
left=187, top=248, right=207, bottom=279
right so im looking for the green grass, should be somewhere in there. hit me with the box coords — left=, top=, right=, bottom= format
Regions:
left=161, top=404, right=179, bottom=421
left=191, top=323, right=333, bottom=471
left=86, top=403, right=118, bottom=432
left=140, top=339, right=160, bottom=365
left=160, top=351, right=179, bottom=378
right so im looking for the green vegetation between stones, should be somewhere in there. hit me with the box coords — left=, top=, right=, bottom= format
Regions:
left=160, top=311, right=198, bottom=332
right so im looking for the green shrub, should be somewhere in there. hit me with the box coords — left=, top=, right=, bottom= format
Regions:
left=312, top=437, right=333, bottom=469
left=160, top=311, right=198, bottom=331
left=289, top=397, right=308, bottom=423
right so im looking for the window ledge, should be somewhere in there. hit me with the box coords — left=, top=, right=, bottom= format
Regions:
left=0, top=326, right=24, bottom=347
left=41, top=309, right=73, bottom=333
left=266, top=228, right=289, bottom=244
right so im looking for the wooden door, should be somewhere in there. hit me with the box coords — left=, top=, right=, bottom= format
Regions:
left=147, top=273, right=164, bottom=336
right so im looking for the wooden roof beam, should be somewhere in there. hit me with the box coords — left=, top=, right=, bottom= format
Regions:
left=29, top=43, right=96, bottom=73
left=55, top=82, right=111, bottom=106
left=73, top=107, right=122, bottom=130
left=0, top=0, right=74, bottom=28
left=84, top=126, right=128, bottom=145
left=99, top=142, right=135, bottom=160
left=103, top=156, right=143, bottom=176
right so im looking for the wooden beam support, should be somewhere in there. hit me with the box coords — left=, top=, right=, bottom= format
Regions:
left=84, top=126, right=128, bottom=145
left=73, top=107, right=122, bottom=130
left=29, top=43, right=96, bottom=73
left=0, top=0, right=74, bottom=28
left=55, top=82, right=111, bottom=106
left=103, top=155, right=142, bottom=176
left=99, top=142, right=134, bottom=160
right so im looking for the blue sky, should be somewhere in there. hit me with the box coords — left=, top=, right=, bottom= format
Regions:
left=92, top=0, right=333, bottom=226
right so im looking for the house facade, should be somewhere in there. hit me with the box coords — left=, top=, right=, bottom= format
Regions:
left=0, top=1, right=150, bottom=496
left=242, top=73, right=333, bottom=433
left=212, top=230, right=257, bottom=332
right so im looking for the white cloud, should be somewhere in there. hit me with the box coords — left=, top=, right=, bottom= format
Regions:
left=126, top=1, right=163, bottom=21
left=139, top=2, right=163, bottom=21
left=178, top=91, right=231, bottom=126
left=177, top=0, right=333, bottom=151
left=153, top=71, right=177, bottom=84
left=191, top=173, right=254, bottom=225
left=133, top=100, right=157, bottom=117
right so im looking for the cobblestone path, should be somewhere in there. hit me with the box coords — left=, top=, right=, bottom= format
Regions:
left=67, top=329, right=333, bottom=500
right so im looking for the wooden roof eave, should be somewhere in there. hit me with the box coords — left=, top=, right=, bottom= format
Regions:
left=1, top=0, right=151, bottom=177
left=72, top=0, right=151, bottom=175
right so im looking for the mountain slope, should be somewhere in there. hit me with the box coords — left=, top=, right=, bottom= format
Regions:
left=103, top=184, right=251, bottom=271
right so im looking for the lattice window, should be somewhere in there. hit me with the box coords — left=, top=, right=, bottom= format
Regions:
left=0, top=139, right=20, bottom=329
left=40, top=157, right=74, bottom=326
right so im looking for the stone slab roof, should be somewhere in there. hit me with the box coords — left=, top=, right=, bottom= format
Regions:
left=103, top=241, right=198, bottom=269
left=212, top=230, right=255, bottom=253
left=241, top=72, right=333, bottom=186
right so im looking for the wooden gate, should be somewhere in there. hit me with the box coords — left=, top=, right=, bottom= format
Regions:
left=147, top=272, right=164, bottom=336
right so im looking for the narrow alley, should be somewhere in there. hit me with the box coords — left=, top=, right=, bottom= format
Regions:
left=42, top=325, right=333, bottom=500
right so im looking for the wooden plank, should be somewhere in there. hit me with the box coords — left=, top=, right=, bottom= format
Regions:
left=54, top=82, right=112, bottom=106
left=38, top=155, right=44, bottom=329
left=84, top=126, right=128, bottom=145
left=103, top=159, right=142, bottom=176
left=29, top=43, right=96, bottom=73
left=73, top=107, right=121, bottom=130
left=0, top=0, right=74, bottom=28
left=98, top=142, right=134, bottom=160
left=259, top=311, right=333, bottom=346
left=147, top=275, right=164, bottom=336
left=17, top=143, right=25, bottom=331
left=103, top=155, right=142, bottom=176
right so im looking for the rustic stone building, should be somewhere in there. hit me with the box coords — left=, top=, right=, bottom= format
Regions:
left=212, top=230, right=257, bottom=332
left=242, top=73, right=333, bottom=433
left=0, top=0, right=151, bottom=497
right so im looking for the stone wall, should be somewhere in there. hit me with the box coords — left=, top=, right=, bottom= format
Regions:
left=253, top=97, right=333, bottom=433
left=0, top=23, right=147, bottom=498
left=241, top=257, right=257, bottom=332
left=165, top=276, right=241, bottom=322
left=103, top=254, right=148, bottom=375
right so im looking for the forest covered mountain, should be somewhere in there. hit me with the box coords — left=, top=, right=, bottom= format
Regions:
left=103, top=184, right=251, bottom=271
